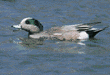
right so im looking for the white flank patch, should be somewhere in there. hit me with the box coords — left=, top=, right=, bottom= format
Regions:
left=78, top=31, right=89, bottom=39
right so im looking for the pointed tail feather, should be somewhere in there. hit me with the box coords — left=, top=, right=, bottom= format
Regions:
left=83, top=22, right=101, bottom=25
left=86, top=26, right=109, bottom=38
left=94, top=26, right=109, bottom=32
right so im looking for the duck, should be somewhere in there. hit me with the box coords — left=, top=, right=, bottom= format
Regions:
left=11, top=17, right=108, bottom=41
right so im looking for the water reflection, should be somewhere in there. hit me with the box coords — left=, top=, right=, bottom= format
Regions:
left=19, top=38, right=44, bottom=48
left=17, top=37, right=86, bottom=54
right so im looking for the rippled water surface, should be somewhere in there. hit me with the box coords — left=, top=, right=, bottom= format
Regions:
left=0, top=0, right=110, bottom=75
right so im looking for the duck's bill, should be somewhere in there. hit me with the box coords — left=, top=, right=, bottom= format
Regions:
left=11, top=24, right=21, bottom=29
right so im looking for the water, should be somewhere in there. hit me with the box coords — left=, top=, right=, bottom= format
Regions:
left=0, top=0, right=110, bottom=75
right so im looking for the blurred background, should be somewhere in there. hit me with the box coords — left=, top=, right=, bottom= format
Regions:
left=0, top=0, right=110, bottom=75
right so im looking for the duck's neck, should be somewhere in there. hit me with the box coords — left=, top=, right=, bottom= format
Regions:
left=28, top=31, right=43, bottom=37
left=28, top=32, right=34, bottom=35
left=28, top=31, right=42, bottom=35
left=28, top=32, right=37, bottom=37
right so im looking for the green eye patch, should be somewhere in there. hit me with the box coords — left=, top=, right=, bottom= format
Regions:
left=25, top=19, right=43, bottom=31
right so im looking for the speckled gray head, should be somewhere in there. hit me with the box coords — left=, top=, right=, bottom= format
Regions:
left=12, top=17, right=43, bottom=34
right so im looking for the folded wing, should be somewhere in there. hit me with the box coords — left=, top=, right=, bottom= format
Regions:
left=76, top=22, right=101, bottom=31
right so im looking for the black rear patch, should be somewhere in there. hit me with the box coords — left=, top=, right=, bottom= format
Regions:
left=86, top=30, right=98, bottom=38
left=86, top=26, right=108, bottom=38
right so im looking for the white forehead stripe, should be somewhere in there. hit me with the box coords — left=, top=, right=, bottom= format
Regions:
left=20, top=17, right=33, bottom=24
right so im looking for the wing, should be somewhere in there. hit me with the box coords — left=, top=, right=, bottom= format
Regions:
left=61, top=22, right=101, bottom=31
left=75, top=22, right=101, bottom=31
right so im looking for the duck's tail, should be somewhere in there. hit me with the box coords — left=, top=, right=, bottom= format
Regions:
left=86, top=26, right=109, bottom=38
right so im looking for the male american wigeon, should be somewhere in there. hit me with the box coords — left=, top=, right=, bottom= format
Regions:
left=11, top=17, right=108, bottom=41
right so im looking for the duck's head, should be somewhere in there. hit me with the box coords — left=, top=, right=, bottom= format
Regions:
left=12, top=17, right=43, bottom=34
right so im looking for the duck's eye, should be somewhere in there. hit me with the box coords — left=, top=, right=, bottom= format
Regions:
left=25, top=20, right=30, bottom=24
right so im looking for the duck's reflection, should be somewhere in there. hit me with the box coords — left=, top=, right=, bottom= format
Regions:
left=17, top=37, right=109, bottom=54
left=17, top=37, right=87, bottom=54
left=19, top=38, right=44, bottom=48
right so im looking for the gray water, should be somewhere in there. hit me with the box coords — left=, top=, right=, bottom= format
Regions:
left=0, top=0, right=110, bottom=75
